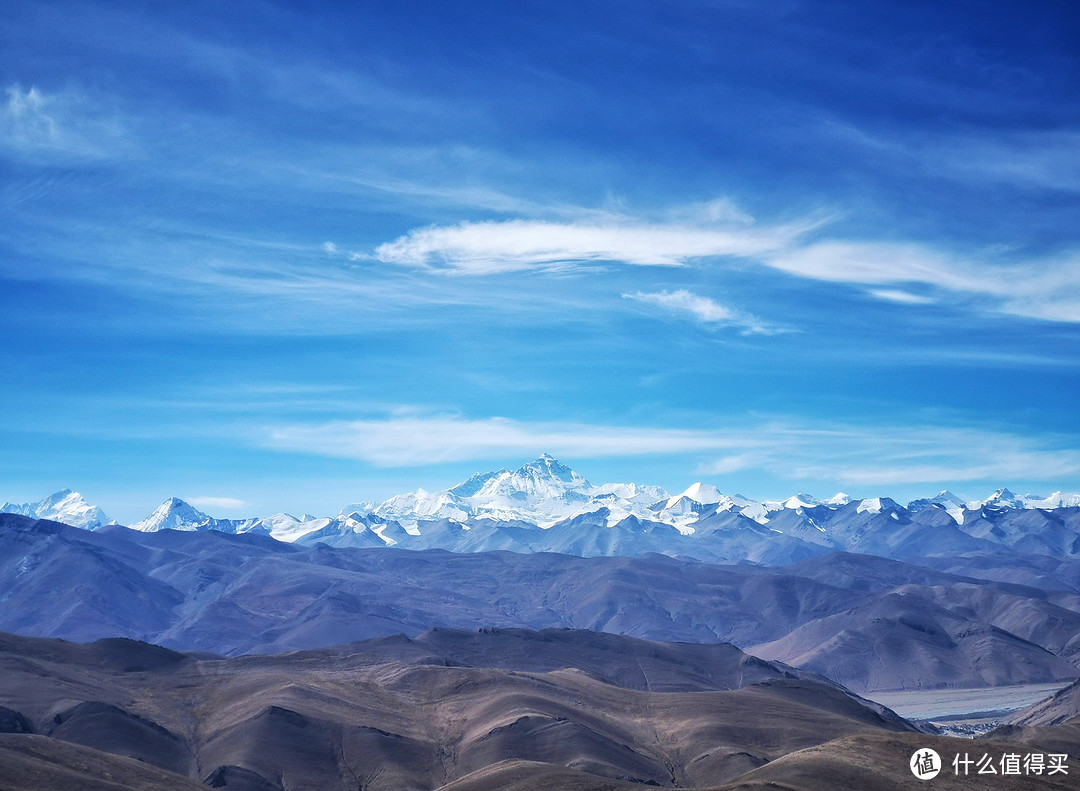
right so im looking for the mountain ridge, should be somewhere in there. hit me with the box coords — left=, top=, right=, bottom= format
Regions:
left=2, top=513, right=1079, bottom=696
left=4, top=456, right=1080, bottom=563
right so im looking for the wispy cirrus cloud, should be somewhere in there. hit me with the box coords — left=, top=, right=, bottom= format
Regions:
left=767, top=241, right=965, bottom=287
left=623, top=289, right=782, bottom=335
left=266, top=414, right=745, bottom=466
left=373, top=216, right=815, bottom=274
left=187, top=496, right=252, bottom=511
left=368, top=205, right=1080, bottom=324
left=868, top=289, right=936, bottom=305
left=824, top=118, right=1080, bottom=195
left=767, top=241, right=1080, bottom=322
left=264, top=411, right=1080, bottom=493
left=936, top=129, right=1080, bottom=194
left=772, top=423, right=1080, bottom=489
left=0, top=84, right=129, bottom=160
left=696, top=453, right=764, bottom=476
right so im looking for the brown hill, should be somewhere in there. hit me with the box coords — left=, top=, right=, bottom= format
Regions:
left=0, top=629, right=916, bottom=791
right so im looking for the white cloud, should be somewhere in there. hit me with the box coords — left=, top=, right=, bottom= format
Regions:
left=868, top=289, right=936, bottom=305
left=187, top=496, right=252, bottom=511
left=623, top=289, right=781, bottom=335
left=266, top=415, right=748, bottom=466
left=368, top=208, right=1080, bottom=324
left=764, top=422, right=1080, bottom=489
left=264, top=412, right=1080, bottom=493
left=767, top=241, right=1080, bottom=323
left=0, top=84, right=127, bottom=160
left=941, top=130, right=1080, bottom=193
left=767, top=241, right=970, bottom=287
left=696, top=454, right=761, bottom=475
left=2, top=86, right=58, bottom=147
left=665, top=197, right=756, bottom=225
left=823, top=118, right=1080, bottom=194
left=374, top=217, right=813, bottom=274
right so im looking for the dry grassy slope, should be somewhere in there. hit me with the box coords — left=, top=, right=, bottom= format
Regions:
left=747, top=592, right=1079, bottom=693
left=1008, top=680, right=1080, bottom=727
left=717, top=732, right=1078, bottom=791
left=2, top=631, right=1080, bottom=791
left=0, top=734, right=208, bottom=791
left=0, top=630, right=918, bottom=791
left=434, top=759, right=643, bottom=791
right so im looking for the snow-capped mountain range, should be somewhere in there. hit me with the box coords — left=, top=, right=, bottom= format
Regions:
left=4, top=455, right=1080, bottom=563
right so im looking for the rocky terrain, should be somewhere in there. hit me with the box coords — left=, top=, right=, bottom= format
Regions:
left=2, top=513, right=1079, bottom=696
left=0, top=629, right=1077, bottom=791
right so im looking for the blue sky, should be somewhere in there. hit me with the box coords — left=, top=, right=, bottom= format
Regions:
left=2, top=0, right=1079, bottom=522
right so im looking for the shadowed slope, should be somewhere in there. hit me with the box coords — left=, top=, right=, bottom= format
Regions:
left=0, top=734, right=208, bottom=791
left=748, top=592, right=1079, bottom=693
left=717, top=732, right=1078, bottom=790
left=1008, top=680, right=1080, bottom=727
left=4, top=516, right=1080, bottom=694
left=0, top=629, right=920, bottom=791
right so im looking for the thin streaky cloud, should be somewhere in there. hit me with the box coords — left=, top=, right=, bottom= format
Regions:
left=368, top=214, right=1080, bottom=324
left=263, top=413, right=1080, bottom=491
left=0, top=84, right=129, bottom=160
left=374, top=217, right=816, bottom=274
left=767, top=242, right=1080, bottom=323
left=187, top=496, right=252, bottom=511
left=623, top=289, right=782, bottom=335
left=824, top=118, right=1080, bottom=194
left=696, top=454, right=763, bottom=476
left=766, top=241, right=969, bottom=288
left=868, top=289, right=936, bottom=305
left=266, top=415, right=751, bottom=466
left=941, top=130, right=1080, bottom=193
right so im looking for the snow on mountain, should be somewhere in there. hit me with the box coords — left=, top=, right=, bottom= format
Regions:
left=660, top=486, right=770, bottom=526
left=127, top=500, right=390, bottom=545
left=976, top=489, right=1080, bottom=511
left=129, top=497, right=261, bottom=534
left=265, top=511, right=401, bottom=546
left=12, top=462, right=1080, bottom=563
left=374, top=488, right=471, bottom=531
left=784, top=493, right=823, bottom=510
left=1026, top=491, right=1080, bottom=509
left=666, top=482, right=724, bottom=508
left=958, top=488, right=1080, bottom=511
left=338, top=501, right=376, bottom=517
left=375, top=454, right=630, bottom=529
left=256, top=512, right=332, bottom=543
left=461, top=453, right=594, bottom=524
left=0, top=489, right=111, bottom=530
left=130, top=497, right=216, bottom=532
left=976, top=487, right=1026, bottom=510
left=906, top=490, right=968, bottom=524
left=728, top=497, right=770, bottom=524
left=907, top=490, right=966, bottom=510
left=855, top=497, right=902, bottom=515
left=656, top=483, right=720, bottom=528
left=594, top=482, right=668, bottom=502
left=560, top=482, right=673, bottom=529
left=762, top=493, right=825, bottom=513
